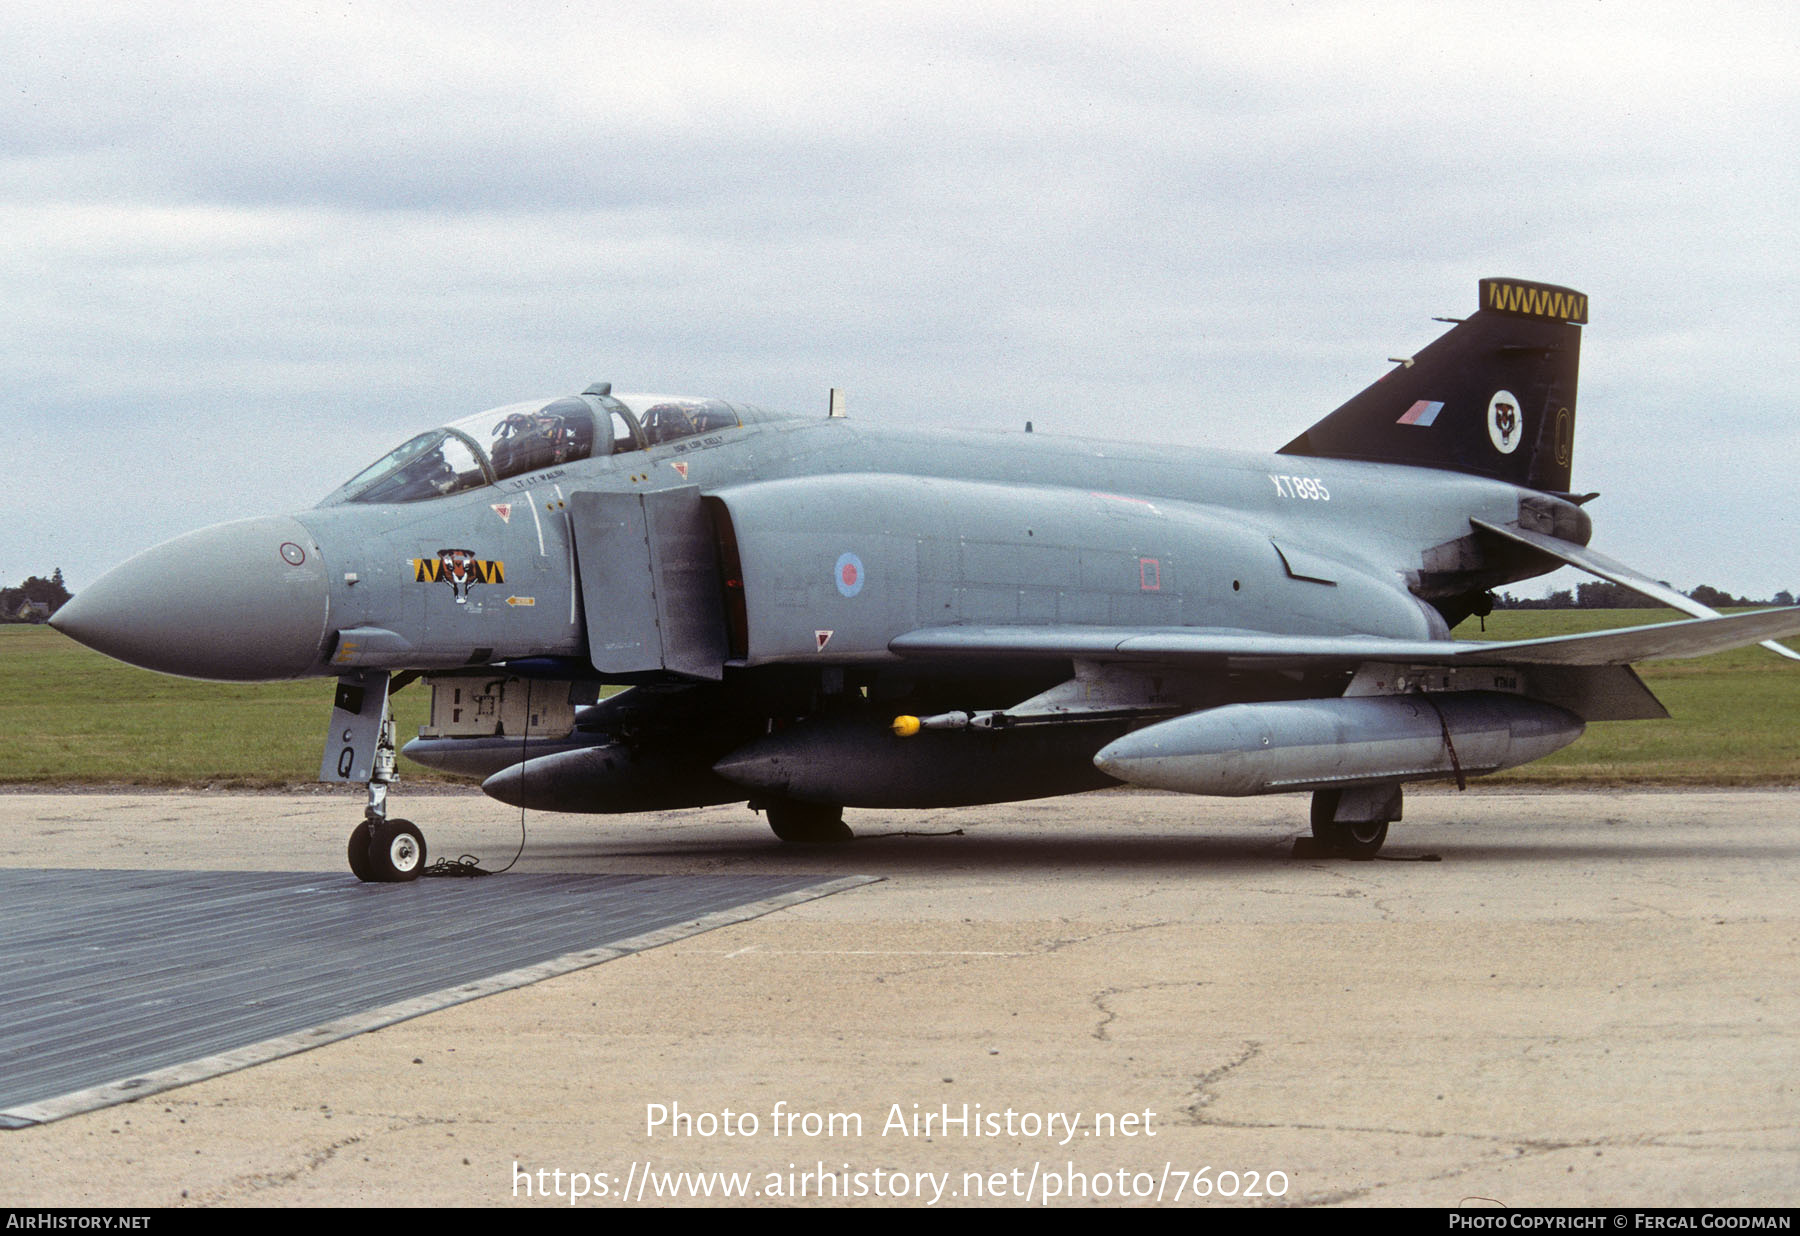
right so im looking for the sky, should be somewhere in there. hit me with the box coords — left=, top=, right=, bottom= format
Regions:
left=5, top=1, right=1797, bottom=600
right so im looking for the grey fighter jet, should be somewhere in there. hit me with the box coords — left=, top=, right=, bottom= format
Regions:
left=52, top=278, right=1800, bottom=880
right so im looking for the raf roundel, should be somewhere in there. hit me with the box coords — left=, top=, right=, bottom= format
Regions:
left=834, top=551, right=865, bottom=598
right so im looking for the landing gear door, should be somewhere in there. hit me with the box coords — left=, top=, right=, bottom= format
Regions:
left=569, top=487, right=727, bottom=680
left=320, top=670, right=389, bottom=783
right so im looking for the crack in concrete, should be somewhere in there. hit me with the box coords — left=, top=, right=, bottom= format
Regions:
left=1264, top=1130, right=1645, bottom=1207
left=861, top=918, right=1185, bottom=986
left=1239, top=884, right=1374, bottom=902
left=1189, top=1111, right=1789, bottom=1162
left=212, top=1131, right=368, bottom=1198
left=1617, top=898, right=1683, bottom=920
left=1306, top=866, right=1408, bottom=922
left=1157, top=1023, right=1786, bottom=1202
left=1091, top=988, right=1121, bottom=1043
left=1089, top=980, right=1209, bottom=1042
left=1177, top=1041, right=1262, bottom=1124
left=212, top=1114, right=459, bottom=1201
left=1037, top=919, right=1180, bottom=957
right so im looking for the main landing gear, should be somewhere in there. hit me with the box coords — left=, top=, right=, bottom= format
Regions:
left=1309, top=785, right=1401, bottom=860
left=759, top=797, right=854, bottom=844
left=348, top=714, right=429, bottom=882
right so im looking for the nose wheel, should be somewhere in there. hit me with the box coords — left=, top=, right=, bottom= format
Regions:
left=350, top=817, right=428, bottom=882
left=347, top=821, right=375, bottom=882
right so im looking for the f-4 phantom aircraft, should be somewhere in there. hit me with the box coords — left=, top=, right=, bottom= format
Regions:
left=52, top=278, right=1800, bottom=880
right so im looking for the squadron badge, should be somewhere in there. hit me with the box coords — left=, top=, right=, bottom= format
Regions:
left=413, top=549, right=505, bottom=604
left=1487, top=390, right=1522, bottom=455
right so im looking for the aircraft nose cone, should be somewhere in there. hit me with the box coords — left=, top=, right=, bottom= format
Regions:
left=51, top=516, right=331, bottom=680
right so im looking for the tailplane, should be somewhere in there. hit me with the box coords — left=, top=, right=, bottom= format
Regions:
left=1280, top=278, right=1586, bottom=493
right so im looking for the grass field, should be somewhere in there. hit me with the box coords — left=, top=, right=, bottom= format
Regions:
left=2, top=611, right=1796, bottom=788
left=0, top=625, right=448, bottom=788
left=1460, top=609, right=1799, bottom=785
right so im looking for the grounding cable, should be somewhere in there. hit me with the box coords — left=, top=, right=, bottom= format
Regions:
left=424, top=676, right=531, bottom=876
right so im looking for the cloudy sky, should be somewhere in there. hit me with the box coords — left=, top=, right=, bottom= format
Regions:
left=6, top=1, right=1797, bottom=600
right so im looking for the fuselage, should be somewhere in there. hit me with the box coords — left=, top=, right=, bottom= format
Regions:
left=52, top=400, right=1571, bottom=685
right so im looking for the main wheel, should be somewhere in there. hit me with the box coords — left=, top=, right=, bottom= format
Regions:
left=347, top=821, right=376, bottom=882
left=1310, top=790, right=1389, bottom=860
left=368, top=818, right=428, bottom=881
left=764, top=800, right=853, bottom=844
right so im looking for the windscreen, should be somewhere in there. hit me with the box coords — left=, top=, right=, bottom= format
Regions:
left=329, top=429, right=492, bottom=505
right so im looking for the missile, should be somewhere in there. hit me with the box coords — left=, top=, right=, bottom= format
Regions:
left=1092, top=691, right=1584, bottom=796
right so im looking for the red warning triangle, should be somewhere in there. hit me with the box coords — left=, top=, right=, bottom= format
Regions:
left=815, top=630, right=834, bottom=651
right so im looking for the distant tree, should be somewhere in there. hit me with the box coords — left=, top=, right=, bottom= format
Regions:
left=1490, top=589, right=1573, bottom=610
left=1490, top=581, right=1777, bottom=612
left=21, top=573, right=70, bottom=608
left=1688, top=584, right=1744, bottom=609
left=1, top=571, right=71, bottom=621
left=1575, top=581, right=1640, bottom=608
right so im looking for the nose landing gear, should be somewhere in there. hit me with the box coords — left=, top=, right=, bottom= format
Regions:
left=326, top=670, right=432, bottom=883
left=346, top=706, right=429, bottom=883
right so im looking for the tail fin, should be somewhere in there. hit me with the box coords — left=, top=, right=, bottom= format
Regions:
left=1279, top=278, right=1586, bottom=493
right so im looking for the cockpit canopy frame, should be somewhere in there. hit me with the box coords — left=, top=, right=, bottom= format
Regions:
left=320, top=391, right=757, bottom=506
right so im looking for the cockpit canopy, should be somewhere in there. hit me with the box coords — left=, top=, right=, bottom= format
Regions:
left=321, top=389, right=758, bottom=506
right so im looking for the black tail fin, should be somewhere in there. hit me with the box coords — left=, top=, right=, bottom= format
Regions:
left=1279, top=278, right=1586, bottom=493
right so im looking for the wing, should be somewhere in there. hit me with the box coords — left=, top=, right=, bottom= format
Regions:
left=1471, top=518, right=1800, bottom=661
left=890, top=606, right=1800, bottom=729
left=889, top=606, right=1800, bottom=669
